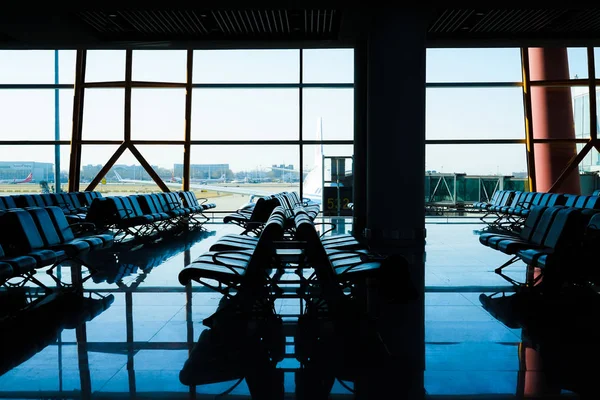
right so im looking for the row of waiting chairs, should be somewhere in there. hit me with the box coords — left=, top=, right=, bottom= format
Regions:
left=474, top=190, right=600, bottom=232
left=84, top=191, right=215, bottom=242
left=177, top=205, right=414, bottom=385
left=0, top=206, right=113, bottom=287
left=479, top=204, right=600, bottom=287
left=224, top=191, right=320, bottom=235
left=0, top=191, right=102, bottom=224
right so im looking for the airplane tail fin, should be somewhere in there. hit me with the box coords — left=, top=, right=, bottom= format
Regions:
left=23, top=173, right=33, bottom=183
left=114, top=170, right=123, bottom=182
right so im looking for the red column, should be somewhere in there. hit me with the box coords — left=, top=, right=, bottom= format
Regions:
left=529, top=47, right=581, bottom=194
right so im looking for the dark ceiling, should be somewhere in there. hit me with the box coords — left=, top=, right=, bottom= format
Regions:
left=1, top=8, right=600, bottom=49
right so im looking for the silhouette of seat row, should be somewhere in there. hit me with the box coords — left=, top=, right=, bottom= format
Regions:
left=0, top=206, right=113, bottom=287
left=223, top=191, right=320, bottom=234
left=475, top=190, right=600, bottom=232
left=84, top=191, right=215, bottom=242
left=0, top=191, right=102, bottom=223
left=479, top=205, right=595, bottom=285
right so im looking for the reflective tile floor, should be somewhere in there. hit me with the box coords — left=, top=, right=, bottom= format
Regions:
left=0, top=218, right=591, bottom=399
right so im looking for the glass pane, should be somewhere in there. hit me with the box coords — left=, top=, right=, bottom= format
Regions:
left=303, top=144, right=353, bottom=214
left=191, top=89, right=298, bottom=140
left=0, top=145, right=70, bottom=194
left=131, top=89, right=186, bottom=140
left=580, top=147, right=600, bottom=195
left=193, top=50, right=299, bottom=83
left=58, top=50, right=76, bottom=84
left=80, top=144, right=119, bottom=188
left=567, top=47, right=588, bottom=79
left=426, top=48, right=522, bottom=83
left=302, top=88, right=353, bottom=140
left=426, top=88, right=525, bottom=139
left=85, top=50, right=126, bottom=83
left=426, top=144, right=527, bottom=176
left=595, top=48, right=600, bottom=78
left=59, top=89, right=74, bottom=140
left=136, top=144, right=183, bottom=189
left=572, top=87, right=599, bottom=140
left=190, top=144, right=299, bottom=211
left=0, top=90, right=54, bottom=140
left=302, top=49, right=354, bottom=83
left=0, top=50, right=54, bottom=84
left=132, top=50, right=187, bottom=82
left=82, top=89, right=124, bottom=140
left=81, top=146, right=163, bottom=195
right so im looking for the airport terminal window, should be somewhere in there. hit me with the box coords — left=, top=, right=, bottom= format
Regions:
left=302, top=88, right=353, bottom=140
left=132, top=50, right=187, bottom=83
left=190, top=88, right=299, bottom=141
left=189, top=144, right=299, bottom=211
left=131, top=89, right=186, bottom=140
left=81, top=89, right=125, bottom=141
left=426, top=48, right=522, bottom=83
left=426, top=87, right=526, bottom=140
left=192, top=50, right=299, bottom=83
left=85, top=50, right=126, bottom=83
left=302, top=48, right=354, bottom=83
left=426, top=144, right=527, bottom=176
left=0, top=145, right=70, bottom=193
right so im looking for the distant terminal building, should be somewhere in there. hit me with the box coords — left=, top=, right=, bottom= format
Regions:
left=271, top=164, right=294, bottom=180
left=0, top=161, right=53, bottom=182
left=174, top=164, right=229, bottom=180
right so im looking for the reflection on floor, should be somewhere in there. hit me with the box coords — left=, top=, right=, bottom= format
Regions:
left=0, top=219, right=589, bottom=398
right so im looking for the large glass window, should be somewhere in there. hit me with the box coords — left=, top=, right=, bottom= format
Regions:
left=302, top=89, right=353, bottom=140
left=82, top=89, right=125, bottom=140
left=189, top=144, right=299, bottom=211
left=426, top=48, right=522, bottom=83
left=193, top=50, right=299, bottom=83
left=85, top=50, right=126, bottom=83
left=191, top=89, right=299, bottom=141
left=131, top=89, right=186, bottom=140
left=303, top=49, right=354, bottom=83
left=426, top=88, right=525, bottom=140
left=132, top=50, right=187, bottom=83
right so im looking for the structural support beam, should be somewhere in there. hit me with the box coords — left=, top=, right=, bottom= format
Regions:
left=521, top=48, right=536, bottom=192
left=183, top=50, right=193, bottom=192
left=548, top=141, right=593, bottom=193
left=68, top=49, right=86, bottom=192
left=124, top=50, right=133, bottom=143
left=529, top=47, right=581, bottom=194
left=128, top=144, right=170, bottom=192
left=85, top=143, right=128, bottom=191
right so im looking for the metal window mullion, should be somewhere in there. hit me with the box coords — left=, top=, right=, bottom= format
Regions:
left=299, top=49, right=303, bottom=200
left=588, top=47, right=597, bottom=141
left=68, top=49, right=86, bottom=193
left=521, top=47, right=536, bottom=192
left=183, top=49, right=193, bottom=192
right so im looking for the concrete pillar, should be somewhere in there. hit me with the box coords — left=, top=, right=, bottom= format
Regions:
left=352, top=39, right=368, bottom=242
left=529, top=47, right=581, bottom=194
left=357, top=9, right=427, bottom=399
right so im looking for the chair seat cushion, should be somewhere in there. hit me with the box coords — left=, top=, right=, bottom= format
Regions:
left=28, top=249, right=63, bottom=266
left=0, top=261, right=14, bottom=280
left=3, top=255, right=37, bottom=274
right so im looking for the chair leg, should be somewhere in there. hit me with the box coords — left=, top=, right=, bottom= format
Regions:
left=495, top=255, right=520, bottom=274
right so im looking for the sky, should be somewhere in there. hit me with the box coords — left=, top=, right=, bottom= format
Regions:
left=0, top=47, right=596, bottom=178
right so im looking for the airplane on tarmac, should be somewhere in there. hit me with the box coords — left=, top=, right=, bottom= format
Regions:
left=0, top=173, right=33, bottom=184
